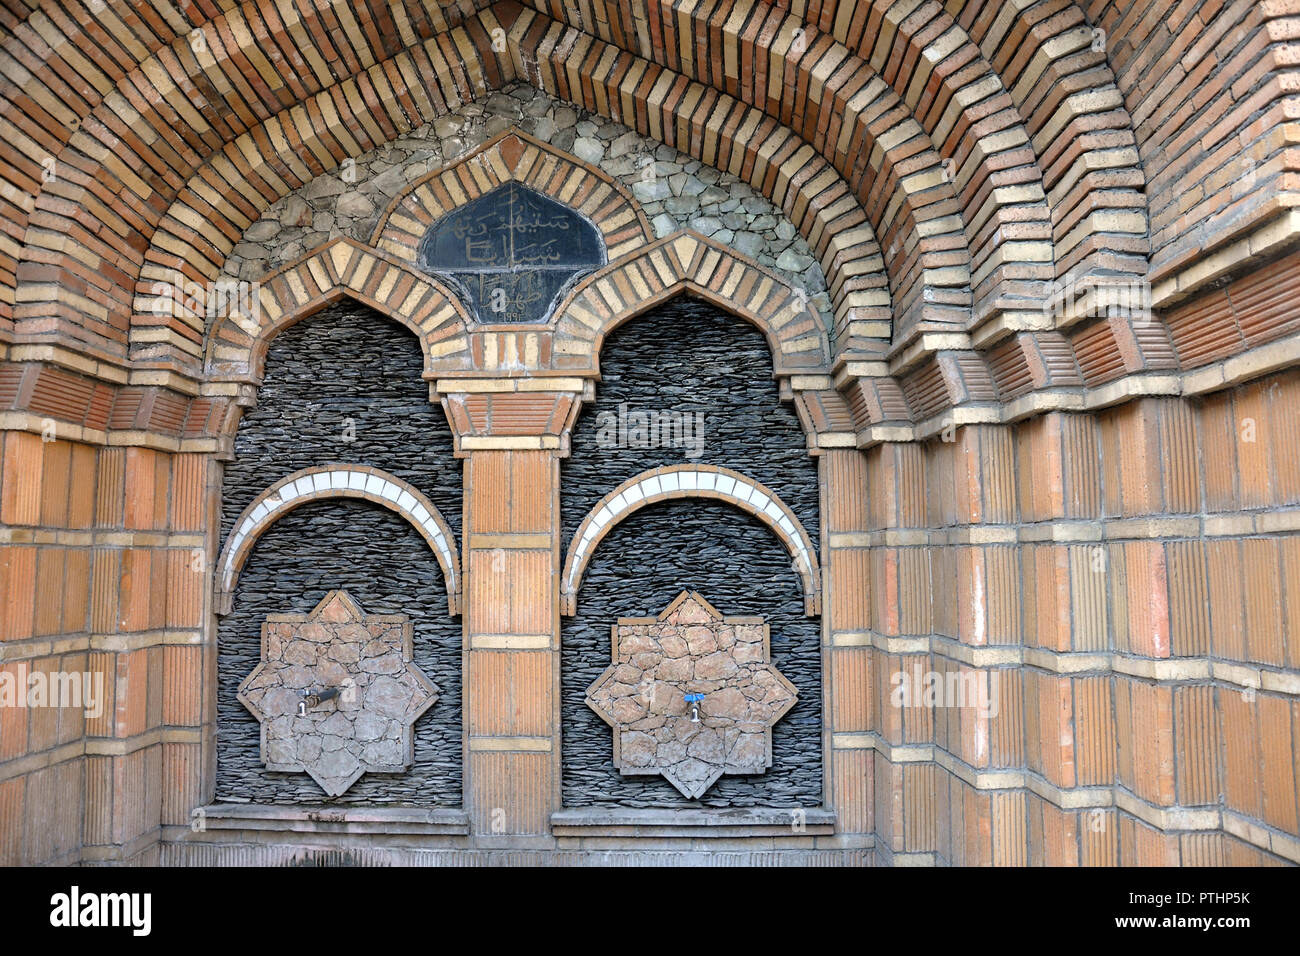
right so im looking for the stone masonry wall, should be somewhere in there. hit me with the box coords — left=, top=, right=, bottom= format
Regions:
left=219, top=301, right=463, bottom=541
left=217, top=83, right=834, bottom=335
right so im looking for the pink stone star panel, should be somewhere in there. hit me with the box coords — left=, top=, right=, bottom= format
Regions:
left=585, top=590, right=799, bottom=799
left=237, top=590, right=439, bottom=797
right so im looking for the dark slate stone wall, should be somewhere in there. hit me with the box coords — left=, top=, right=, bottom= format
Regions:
left=216, top=500, right=462, bottom=805
left=560, top=296, right=822, bottom=808
left=216, top=301, right=463, bottom=806
left=218, top=301, right=462, bottom=538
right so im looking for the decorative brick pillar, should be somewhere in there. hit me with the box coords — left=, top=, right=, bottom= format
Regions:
left=0, top=431, right=91, bottom=866
left=0, top=435, right=209, bottom=865
left=440, top=382, right=584, bottom=844
left=820, top=448, right=874, bottom=841
left=1016, top=412, right=1118, bottom=866
left=1098, top=399, right=1220, bottom=864
left=861, top=440, right=940, bottom=864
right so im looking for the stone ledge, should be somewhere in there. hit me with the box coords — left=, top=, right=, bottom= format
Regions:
left=160, top=840, right=869, bottom=866
left=0, top=629, right=205, bottom=663
left=825, top=633, right=1300, bottom=691
left=550, top=807, right=836, bottom=837
left=824, top=506, right=1300, bottom=547
left=197, top=804, right=471, bottom=836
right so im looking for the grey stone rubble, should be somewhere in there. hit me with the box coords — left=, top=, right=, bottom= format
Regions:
left=220, top=83, right=833, bottom=332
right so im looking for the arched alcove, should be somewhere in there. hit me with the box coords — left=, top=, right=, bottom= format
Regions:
left=561, top=464, right=820, bottom=616
left=216, top=497, right=462, bottom=807
left=215, top=464, right=460, bottom=616
left=559, top=294, right=822, bottom=808
left=215, top=297, right=464, bottom=806
left=218, top=297, right=462, bottom=540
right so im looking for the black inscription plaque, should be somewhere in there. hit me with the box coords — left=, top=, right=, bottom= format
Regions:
left=417, top=181, right=606, bottom=325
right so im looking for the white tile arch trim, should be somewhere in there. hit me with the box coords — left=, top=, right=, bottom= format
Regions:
left=561, top=464, right=821, bottom=617
left=214, top=465, right=460, bottom=617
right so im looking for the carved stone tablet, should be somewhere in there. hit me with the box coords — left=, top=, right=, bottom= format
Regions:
left=417, top=180, right=606, bottom=325
left=585, top=590, right=799, bottom=799
left=237, top=590, right=438, bottom=797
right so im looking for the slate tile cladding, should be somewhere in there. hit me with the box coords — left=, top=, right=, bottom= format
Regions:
left=216, top=299, right=464, bottom=805
left=560, top=297, right=820, bottom=545
left=219, top=299, right=463, bottom=545
left=562, top=498, right=822, bottom=808
left=560, top=296, right=821, bottom=807
left=217, top=499, right=461, bottom=806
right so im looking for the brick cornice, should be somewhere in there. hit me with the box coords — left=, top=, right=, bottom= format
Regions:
left=5, top=257, right=1300, bottom=450
left=437, top=384, right=584, bottom=456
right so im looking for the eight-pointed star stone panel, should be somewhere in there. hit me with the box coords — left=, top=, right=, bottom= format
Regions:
left=237, top=590, right=439, bottom=797
left=585, top=591, right=799, bottom=799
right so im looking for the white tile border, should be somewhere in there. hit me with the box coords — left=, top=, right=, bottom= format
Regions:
left=562, top=465, right=819, bottom=615
left=218, top=466, right=460, bottom=614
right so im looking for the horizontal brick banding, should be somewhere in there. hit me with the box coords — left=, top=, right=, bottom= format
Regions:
left=1165, top=245, right=1300, bottom=369
left=0, top=361, right=231, bottom=444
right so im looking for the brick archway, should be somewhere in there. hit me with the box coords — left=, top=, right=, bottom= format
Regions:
left=550, top=231, right=834, bottom=379
left=204, top=239, right=474, bottom=385
left=560, top=464, right=821, bottom=617
left=4, top=0, right=1299, bottom=870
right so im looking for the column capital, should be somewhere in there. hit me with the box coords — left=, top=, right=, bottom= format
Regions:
left=433, top=378, right=592, bottom=457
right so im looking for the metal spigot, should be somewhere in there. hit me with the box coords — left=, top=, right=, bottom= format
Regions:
left=298, top=686, right=342, bottom=712
left=684, top=693, right=704, bottom=722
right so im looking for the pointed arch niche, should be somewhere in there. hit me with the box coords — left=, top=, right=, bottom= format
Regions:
left=556, top=291, right=826, bottom=813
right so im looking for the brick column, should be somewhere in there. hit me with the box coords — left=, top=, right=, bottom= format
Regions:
left=440, top=382, right=583, bottom=845
left=820, top=448, right=874, bottom=843
left=860, top=440, right=941, bottom=864
left=1098, top=398, right=1220, bottom=864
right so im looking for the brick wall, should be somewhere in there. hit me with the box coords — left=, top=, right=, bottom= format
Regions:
left=857, top=377, right=1300, bottom=864
left=0, top=432, right=209, bottom=864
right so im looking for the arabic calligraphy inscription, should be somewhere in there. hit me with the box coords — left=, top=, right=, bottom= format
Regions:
left=418, top=181, right=606, bottom=325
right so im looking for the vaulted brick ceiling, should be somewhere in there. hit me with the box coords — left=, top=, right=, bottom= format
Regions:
left=0, top=0, right=1293, bottom=387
